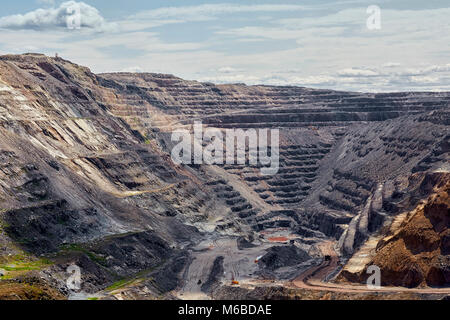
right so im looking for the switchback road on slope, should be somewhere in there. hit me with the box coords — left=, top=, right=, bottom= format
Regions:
left=291, top=241, right=450, bottom=295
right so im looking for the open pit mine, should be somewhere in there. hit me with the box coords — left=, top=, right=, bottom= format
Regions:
left=0, top=53, right=448, bottom=300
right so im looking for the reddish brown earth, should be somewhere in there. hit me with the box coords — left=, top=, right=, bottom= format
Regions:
left=268, top=237, right=289, bottom=242
left=292, top=239, right=450, bottom=295
left=358, top=176, right=449, bottom=287
left=0, top=273, right=65, bottom=300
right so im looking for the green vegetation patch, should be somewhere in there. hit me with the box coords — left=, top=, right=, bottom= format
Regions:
left=0, top=254, right=52, bottom=279
left=105, top=278, right=135, bottom=292
left=59, top=244, right=107, bottom=266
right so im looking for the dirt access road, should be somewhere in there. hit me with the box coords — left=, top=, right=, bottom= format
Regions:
left=291, top=241, right=450, bottom=295
left=177, top=237, right=274, bottom=300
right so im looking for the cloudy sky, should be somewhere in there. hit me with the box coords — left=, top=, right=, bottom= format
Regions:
left=0, top=0, right=449, bottom=92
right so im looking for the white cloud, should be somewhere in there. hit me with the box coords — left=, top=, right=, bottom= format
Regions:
left=217, top=66, right=240, bottom=73
left=383, top=62, right=401, bottom=68
left=116, top=3, right=314, bottom=32
left=131, top=4, right=309, bottom=20
left=338, top=68, right=379, bottom=77
left=197, top=61, right=450, bottom=92
left=205, top=6, right=450, bottom=91
left=0, top=1, right=115, bottom=32
left=1, top=2, right=450, bottom=92
left=120, top=66, right=144, bottom=73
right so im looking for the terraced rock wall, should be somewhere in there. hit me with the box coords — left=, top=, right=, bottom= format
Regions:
left=0, top=53, right=448, bottom=297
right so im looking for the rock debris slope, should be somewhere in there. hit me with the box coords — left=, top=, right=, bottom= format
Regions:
left=340, top=172, right=449, bottom=288
left=0, top=53, right=448, bottom=299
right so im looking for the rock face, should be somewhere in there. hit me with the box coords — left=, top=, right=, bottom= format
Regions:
left=340, top=173, right=449, bottom=287
left=259, top=245, right=311, bottom=271
left=0, top=53, right=448, bottom=298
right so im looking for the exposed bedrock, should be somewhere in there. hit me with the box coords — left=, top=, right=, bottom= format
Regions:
left=340, top=173, right=450, bottom=288
left=0, top=54, right=448, bottom=297
left=259, top=245, right=311, bottom=271
left=201, top=256, right=225, bottom=293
